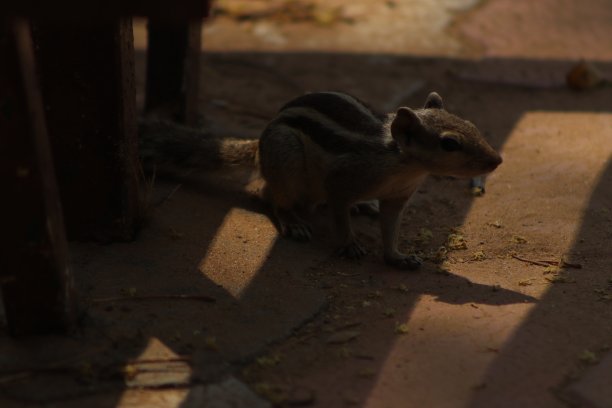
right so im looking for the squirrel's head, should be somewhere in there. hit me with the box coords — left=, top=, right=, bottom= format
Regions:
left=391, top=92, right=502, bottom=178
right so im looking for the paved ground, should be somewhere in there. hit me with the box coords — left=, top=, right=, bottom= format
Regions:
left=2, top=0, right=612, bottom=407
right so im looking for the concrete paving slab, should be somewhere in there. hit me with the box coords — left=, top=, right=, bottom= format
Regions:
left=72, top=178, right=328, bottom=363
left=3, top=1, right=612, bottom=407
left=0, top=177, right=327, bottom=404
left=237, top=108, right=612, bottom=408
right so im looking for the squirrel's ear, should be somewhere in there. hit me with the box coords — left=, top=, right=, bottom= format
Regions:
left=391, top=107, right=422, bottom=144
left=424, top=92, right=444, bottom=109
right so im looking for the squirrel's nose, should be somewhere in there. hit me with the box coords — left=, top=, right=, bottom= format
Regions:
left=486, top=154, right=503, bottom=171
left=493, top=154, right=503, bottom=166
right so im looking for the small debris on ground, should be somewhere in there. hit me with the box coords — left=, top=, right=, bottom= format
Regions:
left=471, top=186, right=485, bottom=197
left=510, top=235, right=528, bottom=244
left=471, top=250, right=487, bottom=261
left=204, top=336, right=219, bottom=351
left=415, top=228, right=433, bottom=245
left=286, top=386, right=316, bottom=406
left=327, top=330, right=360, bottom=344
left=395, top=323, right=409, bottom=334
left=447, top=233, right=468, bottom=250
left=566, top=60, right=608, bottom=91
left=545, top=273, right=576, bottom=284
left=488, top=220, right=503, bottom=228
left=256, top=354, right=283, bottom=368
left=383, top=308, right=396, bottom=318
left=578, top=350, right=599, bottom=365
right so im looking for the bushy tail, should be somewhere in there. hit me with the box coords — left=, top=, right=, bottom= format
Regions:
left=138, top=119, right=258, bottom=171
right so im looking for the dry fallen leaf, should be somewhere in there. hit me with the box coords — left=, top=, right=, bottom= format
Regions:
left=327, top=330, right=360, bottom=344
left=447, top=233, right=467, bottom=250
left=256, top=354, right=282, bottom=368
left=471, top=250, right=486, bottom=261
left=123, top=364, right=138, bottom=380
left=204, top=336, right=218, bottom=351
left=545, top=273, right=576, bottom=284
left=488, top=220, right=503, bottom=229
left=435, top=267, right=451, bottom=276
left=356, top=368, right=376, bottom=378
left=566, top=61, right=606, bottom=91
left=286, top=387, right=316, bottom=406
left=510, top=235, right=528, bottom=244
left=578, top=350, right=599, bottom=365
left=337, top=346, right=352, bottom=359
left=396, top=284, right=409, bottom=293
left=415, top=228, right=433, bottom=245
left=431, top=246, right=448, bottom=263
left=594, top=288, right=612, bottom=302
left=395, top=323, right=409, bottom=334
left=169, top=227, right=184, bottom=240
left=543, top=265, right=561, bottom=274
left=383, top=308, right=396, bottom=318
left=120, top=287, right=137, bottom=297
left=77, top=362, right=95, bottom=381
left=254, top=382, right=285, bottom=405
left=368, top=290, right=384, bottom=299
left=344, top=396, right=360, bottom=405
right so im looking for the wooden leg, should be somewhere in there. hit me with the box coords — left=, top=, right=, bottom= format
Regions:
left=0, top=20, right=76, bottom=335
left=31, top=19, right=140, bottom=242
left=145, top=19, right=202, bottom=125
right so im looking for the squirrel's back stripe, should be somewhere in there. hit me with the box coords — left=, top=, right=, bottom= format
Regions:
left=280, top=92, right=385, bottom=136
left=273, top=92, right=395, bottom=155
left=274, top=106, right=395, bottom=155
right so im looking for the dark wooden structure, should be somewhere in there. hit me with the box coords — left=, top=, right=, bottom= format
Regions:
left=0, top=1, right=210, bottom=335
left=1, top=21, right=76, bottom=335
left=32, top=20, right=140, bottom=242
left=146, top=20, right=203, bottom=125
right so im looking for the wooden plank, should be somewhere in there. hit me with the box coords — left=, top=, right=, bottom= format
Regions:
left=0, top=19, right=76, bottom=335
left=1, top=1, right=211, bottom=22
left=32, top=19, right=141, bottom=242
left=183, top=20, right=204, bottom=126
left=145, top=20, right=203, bottom=125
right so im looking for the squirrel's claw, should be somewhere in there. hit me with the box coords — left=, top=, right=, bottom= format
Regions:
left=286, top=223, right=312, bottom=242
left=338, top=240, right=367, bottom=259
left=385, top=254, right=422, bottom=271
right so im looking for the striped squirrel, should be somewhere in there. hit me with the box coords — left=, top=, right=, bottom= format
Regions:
left=140, top=91, right=502, bottom=270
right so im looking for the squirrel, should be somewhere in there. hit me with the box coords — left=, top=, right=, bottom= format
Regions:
left=140, top=91, right=502, bottom=270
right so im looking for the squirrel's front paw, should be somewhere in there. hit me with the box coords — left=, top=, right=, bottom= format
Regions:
left=350, top=200, right=380, bottom=217
left=337, top=240, right=367, bottom=259
left=384, top=253, right=422, bottom=271
left=285, top=223, right=312, bottom=242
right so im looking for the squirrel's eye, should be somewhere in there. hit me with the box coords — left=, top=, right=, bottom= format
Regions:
left=440, top=136, right=462, bottom=152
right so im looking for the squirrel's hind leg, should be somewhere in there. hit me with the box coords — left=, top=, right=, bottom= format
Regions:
left=262, top=182, right=312, bottom=242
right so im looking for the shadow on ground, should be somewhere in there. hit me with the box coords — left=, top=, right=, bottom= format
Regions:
left=0, top=51, right=610, bottom=407
left=468, top=158, right=612, bottom=408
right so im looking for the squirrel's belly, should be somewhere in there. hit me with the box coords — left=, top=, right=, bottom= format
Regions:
left=368, top=173, right=427, bottom=200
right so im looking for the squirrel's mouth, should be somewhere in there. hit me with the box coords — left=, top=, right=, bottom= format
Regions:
left=456, top=164, right=501, bottom=179
left=485, top=157, right=503, bottom=172
left=430, top=154, right=503, bottom=178
left=473, top=154, right=503, bottom=174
